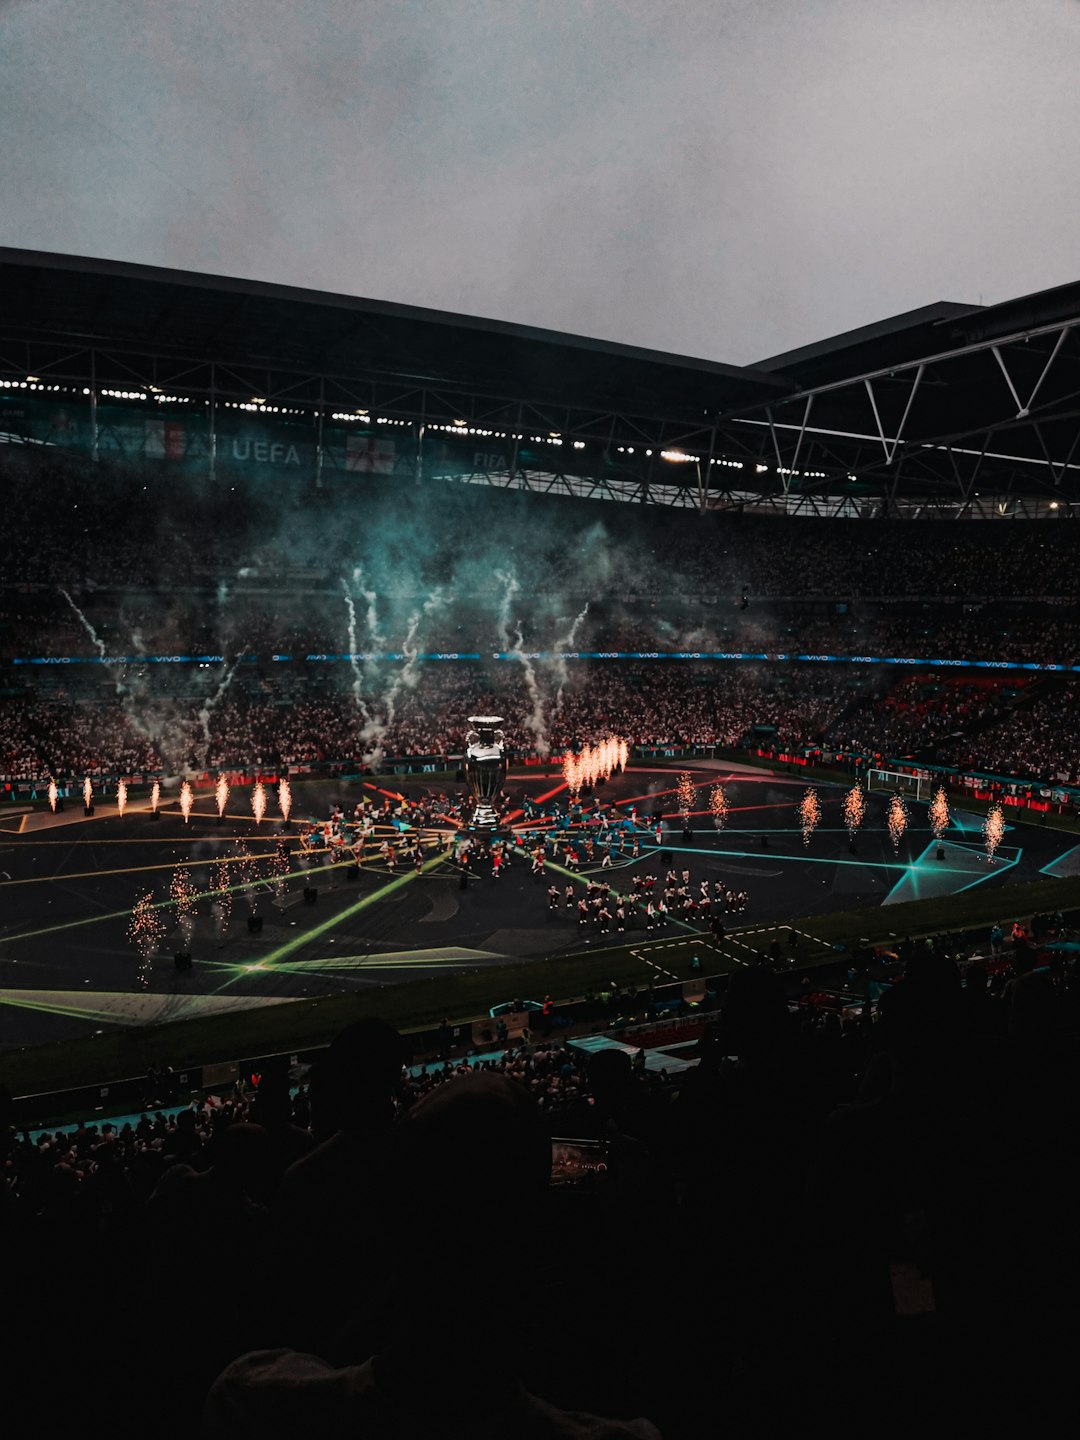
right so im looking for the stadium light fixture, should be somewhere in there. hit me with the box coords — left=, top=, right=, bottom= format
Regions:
left=25, top=375, right=39, bottom=383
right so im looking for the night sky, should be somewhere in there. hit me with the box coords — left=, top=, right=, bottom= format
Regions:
left=2, top=0, right=1078, bottom=364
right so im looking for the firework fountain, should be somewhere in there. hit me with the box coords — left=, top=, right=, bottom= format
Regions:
left=169, top=867, right=198, bottom=953
left=150, top=780, right=160, bottom=816
left=675, top=770, right=696, bottom=821
left=799, top=788, right=822, bottom=847
left=128, top=891, right=165, bottom=989
left=929, top=786, right=950, bottom=840
left=886, top=792, right=909, bottom=852
left=235, top=844, right=263, bottom=917
left=212, top=857, right=233, bottom=941
left=564, top=737, right=629, bottom=797
left=272, top=839, right=291, bottom=903
left=984, top=804, right=1005, bottom=863
left=252, top=782, right=267, bottom=826
left=116, top=780, right=127, bottom=818
left=179, top=780, right=194, bottom=824
left=83, top=777, right=92, bottom=811
left=709, top=782, right=729, bottom=830
left=215, top=775, right=229, bottom=820
left=278, top=777, right=292, bottom=825
left=842, top=784, right=865, bottom=842
left=47, top=779, right=57, bottom=813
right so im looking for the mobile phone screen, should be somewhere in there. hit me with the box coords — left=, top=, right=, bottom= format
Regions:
left=550, top=1137, right=609, bottom=1184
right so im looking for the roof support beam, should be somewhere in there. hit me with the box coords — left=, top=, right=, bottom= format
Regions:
left=765, top=407, right=789, bottom=495
left=992, top=325, right=1074, bottom=421
left=888, top=363, right=925, bottom=463
left=864, top=379, right=891, bottom=465
left=1022, top=325, right=1072, bottom=416
left=787, top=394, right=814, bottom=484
left=991, top=344, right=1025, bottom=417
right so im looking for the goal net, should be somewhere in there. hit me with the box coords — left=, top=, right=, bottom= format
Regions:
left=865, top=768, right=930, bottom=803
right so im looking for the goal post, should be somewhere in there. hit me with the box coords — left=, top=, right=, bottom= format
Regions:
left=865, top=768, right=930, bottom=803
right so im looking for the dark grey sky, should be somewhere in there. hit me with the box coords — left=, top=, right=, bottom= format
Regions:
left=2, top=0, right=1078, bottom=365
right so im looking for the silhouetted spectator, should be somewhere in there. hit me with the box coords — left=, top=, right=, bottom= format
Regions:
left=204, top=1075, right=661, bottom=1437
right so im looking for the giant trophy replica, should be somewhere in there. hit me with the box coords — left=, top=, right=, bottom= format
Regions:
left=464, top=715, right=507, bottom=828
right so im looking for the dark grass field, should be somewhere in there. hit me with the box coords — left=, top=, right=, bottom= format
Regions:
left=1, top=759, right=1076, bottom=1061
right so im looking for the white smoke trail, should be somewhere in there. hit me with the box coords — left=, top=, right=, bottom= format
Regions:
left=343, top=566, right=383, bottom=721
left=341, top=580, right=370, bottom=719
left=60, top=586, right=170, bottom=757
left=512, top=622, right=549, bottom=757
left=356, top=565, right=383, bottom=647
left=59, top=587, right=107, bottom=659
left=494, top=570, right=549, bottom=754
left=197, top=657, right=241, bottom=765
left=551, top=600, right=590, bottom=714
left=494, top=569, right=519, bottom=653
left=362, top=586, right=450, bottom=762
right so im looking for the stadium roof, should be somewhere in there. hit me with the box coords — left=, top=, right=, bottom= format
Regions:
left=3, top=247, right=1080, bottom=516
left=0, top=247, right=787, bottom=424
left=752, top=301, right=982, bottom=382
left=727, top=277, right=1080, bottom=513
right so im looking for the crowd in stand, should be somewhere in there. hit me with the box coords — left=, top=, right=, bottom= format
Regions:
left=2, top=660, right=1079, bottom=784
left=5, top=589, right=1080, bottom=668
left=823, top=677, right=1019, bottom=762
left=5, top=927, right=1080, bottom=1437
left=4, top=446, right=1080, bottom=599
left=0, top=664, right=855, bottom=778
left=936, top=679, right=1080, bottom=781
left=4, top=448, right=1080, bottom=788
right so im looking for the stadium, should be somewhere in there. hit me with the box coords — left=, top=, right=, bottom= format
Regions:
left=5, top=149, right=1080, bottom=1440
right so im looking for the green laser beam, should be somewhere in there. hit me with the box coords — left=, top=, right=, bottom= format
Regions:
left=0, top=993, right=126, bottom=1022
left=652, top=841, right=994, bottom=875
left=0, top=856, right=368, bottom=946
left=255, top=852, right=450, bottom=969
